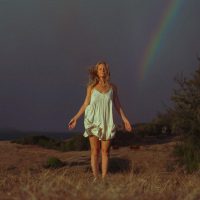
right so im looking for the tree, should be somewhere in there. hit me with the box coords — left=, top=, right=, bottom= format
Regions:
left=171, top=63, right=200, bottom=138
left=170, top=60, right=200, bottom=173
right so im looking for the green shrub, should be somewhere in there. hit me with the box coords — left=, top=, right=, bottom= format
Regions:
left=169, top=63, right=200, bottom=173
left=174, top=140, right=200, bottom=173
left=44, top=157, right=65, bottom=169
left=11, top=134, right=90, bottom=151
left=61, top=135, right=90, bottom=151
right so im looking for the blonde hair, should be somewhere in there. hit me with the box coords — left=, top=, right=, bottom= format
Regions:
left=87, top=60, right=111, bottom=87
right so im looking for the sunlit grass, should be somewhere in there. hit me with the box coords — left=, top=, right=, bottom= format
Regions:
left=1, top=161, right=200, bottom=200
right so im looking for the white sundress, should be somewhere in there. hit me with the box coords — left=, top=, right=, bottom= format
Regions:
left=83, top=86, right=117, bottom=140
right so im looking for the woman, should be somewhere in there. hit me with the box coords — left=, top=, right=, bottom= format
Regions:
left=68, top=61, right=133, bottom=181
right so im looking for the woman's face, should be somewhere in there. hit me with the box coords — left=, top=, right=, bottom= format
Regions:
left=97, top=64, right=107, bottom=78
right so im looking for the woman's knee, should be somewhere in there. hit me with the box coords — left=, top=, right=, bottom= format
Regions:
left=101, top=148, right=109, bottom=156
left=91, top=147, right=100, bottom=156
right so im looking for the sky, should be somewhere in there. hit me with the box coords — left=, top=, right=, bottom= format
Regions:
left=0, top=0, right=200, bottom=133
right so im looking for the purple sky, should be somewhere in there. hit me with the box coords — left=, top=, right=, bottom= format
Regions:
left=0, top=0, right=200, bottom=133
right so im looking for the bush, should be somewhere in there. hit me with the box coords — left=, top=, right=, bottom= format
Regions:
left=11, top=134, right=90, bottom=151
left=44, top=157, right=65, bottom=169
left=11, top=135, right=59, bottom=145
left=174, top=138, right=200, bottom=173
left=59, top=135, right=90, bottom=151
left=139, top=123, right=164, bottom=136
left=170, top=63, right=200, bottom=173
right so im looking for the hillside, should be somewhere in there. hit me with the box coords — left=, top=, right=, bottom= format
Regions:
left=0, top=135, right=200, bottom=200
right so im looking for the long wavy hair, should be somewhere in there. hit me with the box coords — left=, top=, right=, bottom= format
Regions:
left=87, top=61, right=111, bottom=87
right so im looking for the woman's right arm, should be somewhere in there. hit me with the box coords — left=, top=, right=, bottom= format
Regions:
left=71, top=85, right=92, bottom=121
left=68, top=85, right=92, bottom=130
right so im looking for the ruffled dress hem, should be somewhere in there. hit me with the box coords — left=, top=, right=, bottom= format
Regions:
left=83, top=116, right=117, bottom=141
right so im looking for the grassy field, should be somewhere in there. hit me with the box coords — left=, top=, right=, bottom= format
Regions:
left=0, top=135, right=200, bottom=200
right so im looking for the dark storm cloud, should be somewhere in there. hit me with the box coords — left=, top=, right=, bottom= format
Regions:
left=0, top=0, right=200, bottom=132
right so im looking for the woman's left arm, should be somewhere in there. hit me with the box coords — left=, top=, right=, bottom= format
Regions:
left=112, top=84, right=133, bottom=132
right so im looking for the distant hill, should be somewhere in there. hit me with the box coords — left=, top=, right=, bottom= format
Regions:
left=0, top=128, right=80, bottom=141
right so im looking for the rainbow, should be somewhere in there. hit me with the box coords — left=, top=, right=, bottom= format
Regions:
left=139, top=0, right=185, bottom=81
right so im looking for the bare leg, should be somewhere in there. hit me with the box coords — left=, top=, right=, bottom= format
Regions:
left=101, top=139, right=111, bottom=179
left=89, top=135, right=100, bottom=179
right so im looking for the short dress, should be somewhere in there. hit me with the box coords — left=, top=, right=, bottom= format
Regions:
left=83, top=86, right=117, bottom=140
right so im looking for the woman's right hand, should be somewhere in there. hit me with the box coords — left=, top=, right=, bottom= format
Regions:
left=68, top=118, right=77, bottom=130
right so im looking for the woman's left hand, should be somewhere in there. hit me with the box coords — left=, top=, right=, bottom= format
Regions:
left=123, top=119, right=133, bottom=132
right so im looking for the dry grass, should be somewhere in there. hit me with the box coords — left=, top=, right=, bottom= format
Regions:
left=1, top=137, right=200, bottom=200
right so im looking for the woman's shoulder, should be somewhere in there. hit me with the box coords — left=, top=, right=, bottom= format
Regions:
left=86, top=83, right=96, bottom=92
